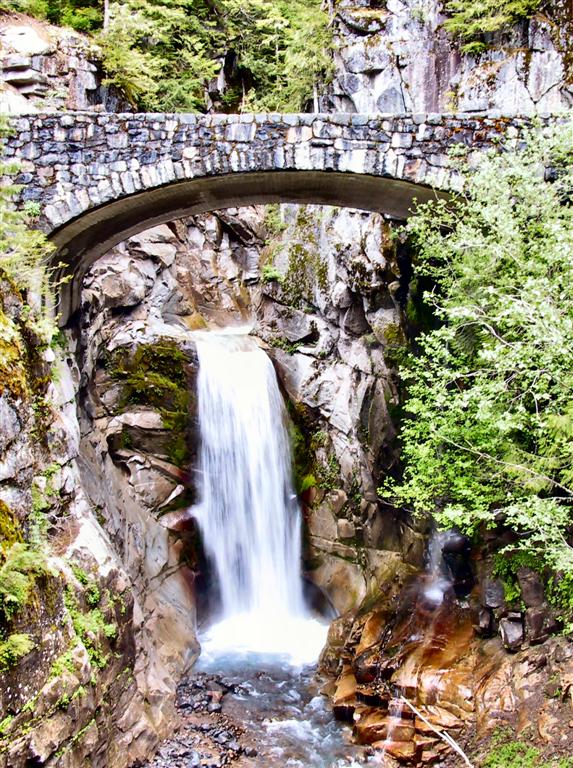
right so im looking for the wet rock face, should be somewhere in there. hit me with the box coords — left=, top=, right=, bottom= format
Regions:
left=74, top=203, right=421, bottom=623
left=253, top=204, right=426, bottom=609
left=321, top=572, right=573, bottom=765
left=68, top=212, right=274, bottom=763
left=0, top=279, right=154, bottom=768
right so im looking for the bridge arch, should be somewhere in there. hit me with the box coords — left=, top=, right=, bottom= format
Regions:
left=5, top=111, right=534, bottom=324
left=50, top=169, right=442, bottom=324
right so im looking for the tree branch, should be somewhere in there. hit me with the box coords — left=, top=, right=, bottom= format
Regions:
left=399, top=696, right=474, bottom=767
left=437, top=433, right=573, bottom=497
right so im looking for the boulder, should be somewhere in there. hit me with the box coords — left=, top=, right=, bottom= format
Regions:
left=517, top=567, right=545, bottom=607
left=337, top=518, right=355, bottom=539
left=482, top=577, right=506, bottom=609
left=500, top=617, right=524, bottom=651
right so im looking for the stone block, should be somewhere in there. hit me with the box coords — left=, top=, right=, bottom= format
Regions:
left=225, top=122, right=255, bottom=142
left=391, top=132, right=413, bottom=149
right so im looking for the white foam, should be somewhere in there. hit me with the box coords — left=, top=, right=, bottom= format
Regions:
left=200, top=612, right=329, bottom=668
left=265, top=717, right=316, bottom=738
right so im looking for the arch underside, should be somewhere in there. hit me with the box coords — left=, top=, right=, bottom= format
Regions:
left=51, top=170, right=446, bottom=325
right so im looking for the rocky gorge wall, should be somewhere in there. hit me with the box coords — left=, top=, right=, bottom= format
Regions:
left=0, top=274, right=157, bottom=767
left=325, top=0, right=572, bottom=115
left=0, top=12, right=126, bottom=114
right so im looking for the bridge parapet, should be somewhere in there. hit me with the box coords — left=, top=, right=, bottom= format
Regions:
left=6, top=110, right=538, bottom=231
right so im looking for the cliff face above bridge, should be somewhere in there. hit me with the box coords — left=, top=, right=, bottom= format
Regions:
left=5, top=109, right=544, bottom=322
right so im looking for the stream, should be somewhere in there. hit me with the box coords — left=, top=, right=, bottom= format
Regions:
left=140, top=645, right=381, bottom=768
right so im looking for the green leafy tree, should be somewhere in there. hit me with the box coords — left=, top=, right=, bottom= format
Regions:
left=220, top=0, right=333, bottom=112
left=380, top=118, right=573, bottom=614
left=98, top=0, right=332, bottom=111
left=1, top=0, right=103, bottom=31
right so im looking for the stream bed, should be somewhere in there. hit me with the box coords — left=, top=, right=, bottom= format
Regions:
left=139, top=650, right=382, bottom=768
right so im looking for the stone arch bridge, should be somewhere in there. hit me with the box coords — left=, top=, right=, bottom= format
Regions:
left=5, top=110, right=540, bottom=323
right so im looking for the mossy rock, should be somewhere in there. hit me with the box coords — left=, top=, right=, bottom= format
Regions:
left=0, top=501, right=23, bottom=548
left=106, top=340, right=196, bottom=468
left=0, top=309, right=28, bottom=400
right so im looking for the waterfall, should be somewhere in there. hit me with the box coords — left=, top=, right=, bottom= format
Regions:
left=192, top=328, right=326, bottom=665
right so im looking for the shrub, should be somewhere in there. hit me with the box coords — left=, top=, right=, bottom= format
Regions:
left=443, top=0, right=541, bottom=54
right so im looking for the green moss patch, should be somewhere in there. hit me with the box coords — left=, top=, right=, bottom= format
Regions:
left=106, top=341, right=193, bottom=468
left=0, top=502, right=23, bottom=548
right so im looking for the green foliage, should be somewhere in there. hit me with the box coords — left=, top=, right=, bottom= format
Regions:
left=380, top=119, right=573, bottom=619
left=64, top=586, right=116, bottom=669
left=492, top=550, right=538, bottom=604
left=0, top=543, right=49, bottom=621
left=318, top=454, right=341, bottom=492
left=71, top=565, right=101, bottom=607
left=0, top=0, right=49, bottom=17
left=264, top=204, right=287, bottom=237
left=219, top=0, right=333, bottom=112
left=92, top=3, right=162, bottom=106
left=0, top=118, right=55, bottom=338
left=482, top=740, right=540, bottom=768
left=261, top=264, right=284, bottom=283
left=4, top=0, right=332, bottom=110
left=49, top=648, right=77, bottom=679
left=268, top=336, right=302, bottom=355
left=0, top=536, right=45, bottom=676
left=0, top=715, right=13, bottom=736
left=299, top=474, right=317, bottom=493
left=1, top=0, right=103, bottom=30
left=479, top=727, right=573, bottom=767
left=0, top=633, right=34, bottom=671
left=444, top=0, right=541, bottom=53
left=108, top=341, right=188, bottom=408
left=0, top=501, right=23, bottom=547
left=0, top=117, right=58, bottom=405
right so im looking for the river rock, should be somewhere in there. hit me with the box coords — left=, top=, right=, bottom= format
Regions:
left=482, top=577, right=506, bottom=609
left=500, top=617, right=524, bottom=651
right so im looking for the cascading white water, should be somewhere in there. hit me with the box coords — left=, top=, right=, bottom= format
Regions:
left=192, top=328, right=326, bottom=665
